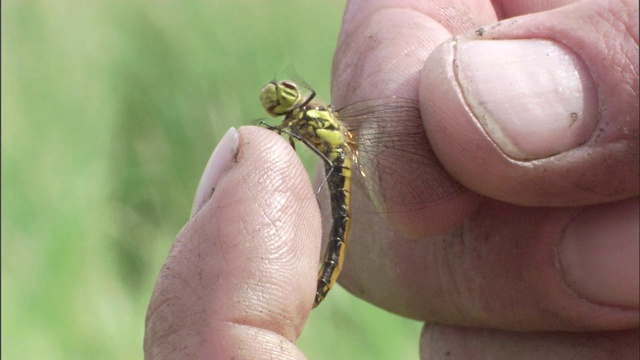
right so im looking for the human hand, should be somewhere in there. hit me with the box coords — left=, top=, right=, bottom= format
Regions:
left=144, top=127, right=321, bottom=359
left=331, top=0, right=638, bottom=358
left=144, top=1, right=638, bottom=358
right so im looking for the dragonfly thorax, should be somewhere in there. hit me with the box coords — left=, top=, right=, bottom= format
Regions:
left=289, top=105, right=349, bottom=150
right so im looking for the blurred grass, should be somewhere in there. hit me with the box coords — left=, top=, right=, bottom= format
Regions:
left=2, top=1, right=422, bottom=359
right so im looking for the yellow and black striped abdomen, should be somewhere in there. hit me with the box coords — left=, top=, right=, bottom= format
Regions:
left=314, top=144, right=352, bottom=307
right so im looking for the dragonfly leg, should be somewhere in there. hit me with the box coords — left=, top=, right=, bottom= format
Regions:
left=262, top=123, right=336, bottom=195
left=292, top=136, right=335, bottom=195
left=297, top=88, right=316, bottom=108
left=315, top=164, right=334, bottom=195
left=258, top=120, right=279, bottom=131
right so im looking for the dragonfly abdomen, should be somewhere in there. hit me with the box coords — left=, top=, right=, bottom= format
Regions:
left=314, top=146, right=352, bottom=307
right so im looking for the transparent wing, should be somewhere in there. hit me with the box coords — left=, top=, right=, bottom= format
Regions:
left=336, top=97, right=466, bottom=213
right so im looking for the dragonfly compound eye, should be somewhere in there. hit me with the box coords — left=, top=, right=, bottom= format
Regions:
left=259, top=81, right=301, bottom=116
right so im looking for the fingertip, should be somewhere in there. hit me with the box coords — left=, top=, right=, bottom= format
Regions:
left=145, top=126, right=321, bottom=357
left=560, top=198, right=640, bottom=308
left=421, top=33, right=638, bottom=206
left=453, top=38, right=598, bottom=161
left=191, top=127, right=239, bottom=217
left=202, top=125, right=321, bottom=330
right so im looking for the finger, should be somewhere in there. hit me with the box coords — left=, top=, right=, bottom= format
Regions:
left=334, top=0, right=499, bottom=103
left=333, top=0, right=501, bottom=237
left=340, top=198, right=639, bottom=331
left=420, top=325, right=639, bottom=360
left=144, top=127, right=320, bottom=359
left=421, top=0, right=639, bottom=206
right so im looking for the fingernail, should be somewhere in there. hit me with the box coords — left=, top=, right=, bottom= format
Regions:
left=191, top=127, right=239, bottom=217
left=560, top=199, right=639, bottom=307
left=454, top=39, right=598, bottom=160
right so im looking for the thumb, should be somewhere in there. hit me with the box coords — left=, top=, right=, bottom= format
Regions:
left=421, top=0, right=639, bottom=206
left=144, top=126, right=320, bottom=359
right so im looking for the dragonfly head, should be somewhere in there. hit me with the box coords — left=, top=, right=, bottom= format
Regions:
left=260, top=80, right=301, bottom=116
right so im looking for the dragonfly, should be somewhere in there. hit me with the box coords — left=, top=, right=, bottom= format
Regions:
left=259, top=80, right=464, bottom=307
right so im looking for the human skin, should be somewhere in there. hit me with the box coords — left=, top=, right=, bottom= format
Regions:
left=144, top=0, right=639, bottom=358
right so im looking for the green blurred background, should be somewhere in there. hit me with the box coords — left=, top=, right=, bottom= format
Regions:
left=2, top=1, right=422, bottom=358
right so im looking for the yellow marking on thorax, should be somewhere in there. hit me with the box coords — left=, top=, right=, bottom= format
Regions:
left=316, top=128, right=345, bottom=146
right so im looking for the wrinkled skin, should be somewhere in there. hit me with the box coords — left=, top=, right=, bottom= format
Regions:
left=144, top=1, right=639, bottom=359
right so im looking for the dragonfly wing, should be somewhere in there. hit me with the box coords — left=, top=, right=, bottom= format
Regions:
left=339, top=97, right=466, bottom=213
